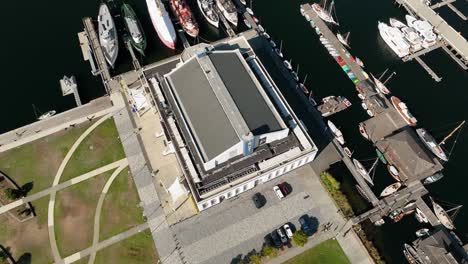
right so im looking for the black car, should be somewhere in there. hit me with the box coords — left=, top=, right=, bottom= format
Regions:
left=299, top=215, right=313, bottom=236
left=270, top=231, right=283, bottom=248
left=277, top=228, right=288, bottom=244
left=252, top=192, right=264, bottom=208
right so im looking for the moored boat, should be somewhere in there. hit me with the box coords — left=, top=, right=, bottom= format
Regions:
left=415, top=207, right=429, bottom=223
left=403, top=243, right=424, bottom=264
left=415, top=228, right=429, bottom=237
left=423, top=172, right=444, bottom=185
left=416, top=128, right=448, bottom=161
left=387, top=164, right=401, bottom=181
left=389, top=18, right=406, bottom=28
left=337, top=32, right=349, bottom=47
left=376, top=149, right=387, bottom=164
left=380, top=182, right=402, bottom=197
left=353, top=159, right=374, bottom=186
left=344, top=147, right=352, bottom=157
left=378, top=21, right=410, bottom=58
left=371, top=73, right=391, bottom=94
left=359, top=123, right=369, bottom=140
left=122, top=3, right=147, bottom=56
left=170, top=0, right=199, bottom=37
left=311, top=1, right=338, bottom=25
left=146, top=0, right=177, bottom=49
left=216, top=0, right=238, bottom=26
left=38, top=110, right=56, bottom=120
left=328, top=120, right=345, bottom=145
left=391, top=96, right=417, bottom=126
left=98, top=3, right=119, bottom=67
left=431, top=198, right=455, bottom=230
left=197, top=0, right=219, bottom=28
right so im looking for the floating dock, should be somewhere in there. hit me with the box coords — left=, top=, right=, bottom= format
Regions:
left=300, top=3, right=447, bottom=227
left=395, top=0, right=468, bottom=75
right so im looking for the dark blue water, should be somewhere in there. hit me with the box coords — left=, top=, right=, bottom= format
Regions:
left=1, top=0, right=467, bottom=262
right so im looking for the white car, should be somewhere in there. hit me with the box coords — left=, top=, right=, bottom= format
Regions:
left=283, top=224, right=293, bottom=238
left=273, top=186, right=284, bottom=200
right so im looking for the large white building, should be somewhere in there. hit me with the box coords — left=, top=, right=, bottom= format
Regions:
left=151, top=35, right=318, bottom=211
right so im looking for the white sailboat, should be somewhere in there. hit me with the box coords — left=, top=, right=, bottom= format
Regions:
left=371, top=73, right=391, bottom=95
left=431, top=197, right=456, bottom=230
left=380, top=182, right=402, bottom=197
left=312, top=0, right=339, bottom=25
left=337, top=32, right=350, bottom=47
left=416, top=121, right=465, bottom=162
left=328, top=120, right=345, bottom=145
left=353, top=159, right=374, bottom=186
left=274, top=40, right=284, bottom=58
left=415, top=207, right=429, bottom=223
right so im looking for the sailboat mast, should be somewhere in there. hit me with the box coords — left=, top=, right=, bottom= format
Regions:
left=383, top=71, right=396, bottom=85
left=379, top=68, right=389, bottom=80
left=296, top=64, right=300, bottom=75
left=279, top=40, right=283, bottom=52
left=303, top=74, right=308, bottom=84
left=439, top=121, right=465, bottom=146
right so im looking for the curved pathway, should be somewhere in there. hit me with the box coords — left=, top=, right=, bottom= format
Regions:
left=88, top=163, right=128, bottom=264
left=48, top=114, right=112, bottom=262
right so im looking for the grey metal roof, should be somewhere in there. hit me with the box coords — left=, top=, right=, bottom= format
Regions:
left=167, top=58, right=239, bottom=161
left=208, top=52, right=283, bottom=135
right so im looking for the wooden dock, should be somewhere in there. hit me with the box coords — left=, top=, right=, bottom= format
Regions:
left=82, top=17, right=112, bottom=93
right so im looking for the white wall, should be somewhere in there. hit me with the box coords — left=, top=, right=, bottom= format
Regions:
left=197, top=150, right=317, bottom=211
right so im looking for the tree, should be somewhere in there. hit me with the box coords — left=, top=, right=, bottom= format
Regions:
left=292, top=230, right=308, bottom=247
left=4, top=188, right=20, bottom=200
left=248, top=254, right=262, bottom=264
left=262, top=245, right=278, bottom=259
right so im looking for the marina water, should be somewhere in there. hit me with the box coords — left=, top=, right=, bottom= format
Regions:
left=1, top=0, right=467, bottom=262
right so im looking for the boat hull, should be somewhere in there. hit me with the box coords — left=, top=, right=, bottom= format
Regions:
left=197, top=0, right=219, bottom=28
left=146, top=0, right=177, bottom=49
left=170, top=0, right=199, bottom=38
left=98, top=3, right=119, bottom=67
left=122, top=3, right=147, bottom=56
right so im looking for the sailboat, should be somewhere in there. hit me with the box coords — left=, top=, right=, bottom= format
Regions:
left=431, top=197, right=457, bottom=230
left=291, top=65, right=300, bottom=82
left=328, top=120, right=345, bottom=145
left=312, top=0, right=339, bottom=25
left=297, top=74, right=310, bottom=95
left=284, top=59, right=292, bottom=71
left=376, top=149, right=387, bottom=164
left=122, top=3, right=147, bottom=56
left=274, top=40, right=284, bottom=58
left=414, top=207, right=429, bottom=223
left=337, top=32, right=350, bottom=47
left=423, top=172, right=444, bottom=185
left=415, top=228, right=429, bottom=237
left=33, top=104, right=56, bottom=121
left=371, top=73, right=391, bottom=95
left=353, top=159, right=374, bottom=186
left=358, top=123, right=370, bottom=140
left=380, top=182, right=402, bottom=197
left=416, top=121, right=465, bottom=162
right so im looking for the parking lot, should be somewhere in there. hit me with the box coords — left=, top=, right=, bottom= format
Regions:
left=170, top=165, right=345, bottom=264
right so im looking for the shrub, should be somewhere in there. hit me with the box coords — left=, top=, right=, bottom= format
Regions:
left=262, top=245, right=278, bottom=258
left=248, top=254, right=262, bottom=264
left=4, top=188, right=20, bottom=200
left=292, top=230, right=308, bottom=247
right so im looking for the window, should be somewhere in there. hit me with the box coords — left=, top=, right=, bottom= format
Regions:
left=259, top=137, right=267, bottom=145
left=227, top=192, right=232, bottom=198
left=202, top=203, right=208, bottom=209
left=235, top=188, right=241, bottom=194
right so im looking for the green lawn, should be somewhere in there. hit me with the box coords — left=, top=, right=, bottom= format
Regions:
left=99, top=168, right=145, bottom=240
left=0, top=196, right=53, bottom=264
left=94, top=230, right=158, bottom=264
left=60, top=118, right=125, bottom=183
left=55, top=170, right=114, bottom=257
left=0, top=123, right=91, bottom=195
left=282, top=239, right=351, bottom=264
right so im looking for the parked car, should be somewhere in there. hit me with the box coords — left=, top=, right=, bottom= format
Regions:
left=252, top=192, right=264, bottom=208
left=278, top=182, right=290, bottom=196
left=277, top=228, right=288, bottom=244
left=273, top=185, right=284, bottom=200
left=299, top=215, right=313, bottom=236
left=270, top=231, right=282, bottom=248
left=283, top=224, right=293, bottom=238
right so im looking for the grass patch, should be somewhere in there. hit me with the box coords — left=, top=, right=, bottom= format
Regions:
left=0, top=196, right=53, bottom=264
left=94, top=230, right=158, bottom=264
left=60, top=118, right=125, bottom=183
left=320, top=172, right=385, bottom=264
left=0, top=123, right=91, bottom=195
left=282, top=239, right=350, bottom=264
left=99, top=168, right=145, bottom=240
left=55, top=170, right=114, bottom=257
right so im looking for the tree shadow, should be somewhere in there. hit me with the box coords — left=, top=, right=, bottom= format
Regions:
left=0, top=245, right=12, bottom=261
left=21, top=182, right=34, bottom=196
left=309, top=216, right=320, bottom=234
left=231, top=254, right=244, bottom=264
left=17, top=252, right=32, bottom=264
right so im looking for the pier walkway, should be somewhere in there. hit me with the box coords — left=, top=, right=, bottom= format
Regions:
left=396, top=0, right=468, bottom=69
left=82, top=17, right=113, bottom=93
left=0, top=97, right=114, bottom=153
left=302, top=4, right=368, bottom=82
